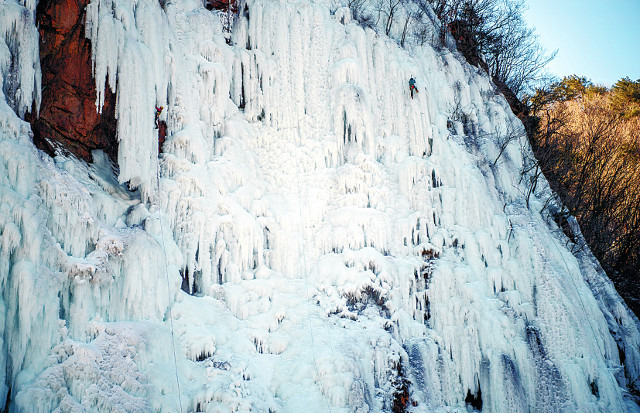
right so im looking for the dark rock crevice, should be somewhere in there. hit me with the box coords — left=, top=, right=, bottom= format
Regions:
left=26, top=0, right=118, bottom=164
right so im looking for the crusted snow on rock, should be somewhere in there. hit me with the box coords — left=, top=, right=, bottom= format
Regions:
left=1, top=0, right=640, bottom=411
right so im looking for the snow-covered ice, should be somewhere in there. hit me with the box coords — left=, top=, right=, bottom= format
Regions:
left=1, top=0, right=640, bottom=411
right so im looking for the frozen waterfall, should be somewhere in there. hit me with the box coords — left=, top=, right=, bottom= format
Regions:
left=1, top=0, right=640, bottom=411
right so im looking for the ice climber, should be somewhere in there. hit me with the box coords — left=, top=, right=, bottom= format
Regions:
left=155, top=105, right=163, bottom=128
left=409, top=77, right=418, bottom=99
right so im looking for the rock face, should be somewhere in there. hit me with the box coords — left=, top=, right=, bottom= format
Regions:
left=205, top=0, right=237, bottom=12
left=448, top=20, right=489, bottom=74
left=27, top=0, right=117, bottom=163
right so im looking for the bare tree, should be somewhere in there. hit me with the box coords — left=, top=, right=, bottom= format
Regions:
left=348, top=0, right=376, bottom=28
left=491, top=119, right=523, bottom=165
left=531, top=86, right=640, bottom=315
left=400, top=5, right=426, bottom=46
left=378, top=0, right=403, bottom=35
left=425, top=0, right=555, bottom=97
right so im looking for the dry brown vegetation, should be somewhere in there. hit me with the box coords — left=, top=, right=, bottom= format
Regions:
left=529, top=77, right=640, bottom=313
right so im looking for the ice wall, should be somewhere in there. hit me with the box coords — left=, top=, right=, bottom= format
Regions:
left=2, top=0, right=640, bottom=411
left=0, top=0, right=40, bottom=118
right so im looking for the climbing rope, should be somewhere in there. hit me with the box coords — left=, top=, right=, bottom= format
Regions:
left=293, top=127, right=333, bottom=413
left=154, top=154, right=184, bottom=413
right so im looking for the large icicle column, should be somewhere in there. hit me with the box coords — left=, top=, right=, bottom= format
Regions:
left=2, top=0, right=640, bottom=411
left=1, top=1, right=181, bottom=410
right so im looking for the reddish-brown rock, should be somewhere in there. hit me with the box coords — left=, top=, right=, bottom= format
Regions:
left=27, top=0, right=118, bottom=163
left=205, top=0, right=237, bottom=12
left=158, top=121, right=167, bottom=153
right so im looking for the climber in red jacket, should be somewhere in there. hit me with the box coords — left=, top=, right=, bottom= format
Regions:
left=155, top=105, right=163, bottom=129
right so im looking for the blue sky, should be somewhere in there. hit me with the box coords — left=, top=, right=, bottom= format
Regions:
left=523, top=0, right=640, bottom=87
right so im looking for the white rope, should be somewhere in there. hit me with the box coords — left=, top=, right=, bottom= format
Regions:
left=155, top=154, right=184, bottom=413
left=293, top=127, right=333, bottom=413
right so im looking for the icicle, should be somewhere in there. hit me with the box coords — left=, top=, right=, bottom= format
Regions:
left=1, top=0, right=639, bottom=411
left=0, top=4, right=41, bottom=117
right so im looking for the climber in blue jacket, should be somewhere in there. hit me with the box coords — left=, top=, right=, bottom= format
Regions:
left=409, top=77, right=418, bottom=99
